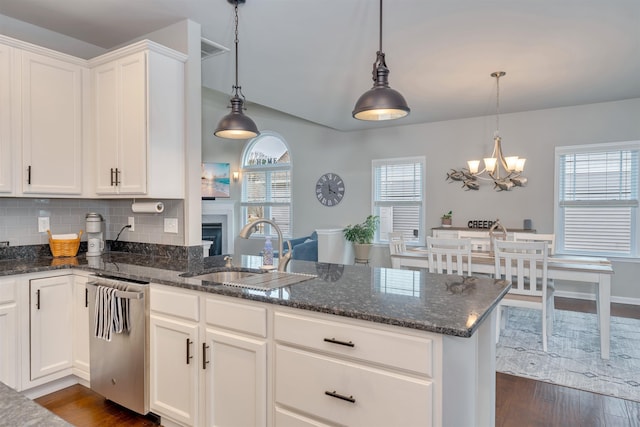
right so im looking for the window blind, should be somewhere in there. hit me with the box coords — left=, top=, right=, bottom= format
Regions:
left=557, top=146, right=639, bottom=257
left=373, top=158, right=424, bottom=243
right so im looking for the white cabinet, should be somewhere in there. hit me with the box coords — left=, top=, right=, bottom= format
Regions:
left=204, top=298, right=267, bottom=427
left=19, top=50, right=84, bottom=195
left=0, top=44, right=13, bottom=194
left=91, top=41, right=185, bottom=197
left=274, top=309, right=437, bottom=427
left=0, top=278, right=19, bottom=389
left=29, top=275, right=74, bottom=381
left=149, top=285, right=201, bottom=427
left=149, top=285, right=268, bottom=427
left=72, top=274, right=90, bottom=381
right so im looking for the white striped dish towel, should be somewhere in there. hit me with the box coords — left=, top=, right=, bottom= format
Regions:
left=94, top=285, right=131, bottom=341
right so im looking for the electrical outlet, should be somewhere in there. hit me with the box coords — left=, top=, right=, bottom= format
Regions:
left=38, top=217, right=50, bottom=233
left=128, top=216, right=135, bottom=231
left=164, top=218, right=178, bottom=234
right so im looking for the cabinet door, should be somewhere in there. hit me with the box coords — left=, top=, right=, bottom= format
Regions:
left=150, top=313, right=199, bottom=427
left=204, top=329, right=267, bottom=427
left=117, top=51, right=147, bottom=194
left=0, top=278, right=18, bottom=389
left=0, top=44, right=12, bottom=194
left=72, top=275, right=90, bottom=380
left=29, top=275, right=73, bottom=380
left=20, top=51, right=82, bottom=195
left=93, top=61, right=119, bottom=194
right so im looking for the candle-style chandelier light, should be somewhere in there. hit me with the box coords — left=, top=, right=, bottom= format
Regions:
left=446, top=71, right=527, bottom=191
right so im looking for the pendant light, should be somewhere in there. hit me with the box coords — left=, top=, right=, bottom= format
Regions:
left=352, top=0, right=410, bottom=121
left=214, top=0, right=260, bottom=139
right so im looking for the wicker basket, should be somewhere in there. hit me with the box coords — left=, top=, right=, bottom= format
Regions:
left=48, top=230, right=83, bottom=257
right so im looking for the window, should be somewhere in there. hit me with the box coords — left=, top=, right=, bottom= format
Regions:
left=555, top=141, right=639, bottom=258
left=373, top=157, right=425, bottom=245
left=241, top=132, right=292, bottom=237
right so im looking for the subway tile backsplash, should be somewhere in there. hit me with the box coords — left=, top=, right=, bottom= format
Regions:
left=0, top=198, right=184, bottom=247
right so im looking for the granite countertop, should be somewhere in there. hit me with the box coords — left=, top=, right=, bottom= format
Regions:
left=0, top=381, right=71, bottom=426
left=0, top=252, right=510, bottom=338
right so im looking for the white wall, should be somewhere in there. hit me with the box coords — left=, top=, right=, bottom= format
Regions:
left=203, top=89, right=640, bottom=303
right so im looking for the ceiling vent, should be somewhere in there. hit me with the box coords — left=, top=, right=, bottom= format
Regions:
left=201, top=37, right=229, bottom=60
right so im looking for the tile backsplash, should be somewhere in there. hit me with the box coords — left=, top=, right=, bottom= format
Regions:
left=0, top=198, right=184, bottom=247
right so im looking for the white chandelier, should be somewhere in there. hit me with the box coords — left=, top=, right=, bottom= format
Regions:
left=447, top=71, right=527, bottom=191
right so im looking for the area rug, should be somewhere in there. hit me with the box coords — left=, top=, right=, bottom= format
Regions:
left=496, top=307, right=640, bottom=402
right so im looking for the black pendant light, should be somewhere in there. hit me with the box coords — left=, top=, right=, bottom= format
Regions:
left=352, top=0, right=410, bottom=121
left=215, top=0, right=260, bottom=139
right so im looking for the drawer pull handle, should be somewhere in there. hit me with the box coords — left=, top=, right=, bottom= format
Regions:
left=325, top=390, right=356, bottom=404
left=323, top=337, right=355, bottom=348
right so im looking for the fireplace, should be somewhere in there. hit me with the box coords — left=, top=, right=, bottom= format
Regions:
left=202, top=223, right=222, bottom=256
left=202, top=201, right=235, bottom=255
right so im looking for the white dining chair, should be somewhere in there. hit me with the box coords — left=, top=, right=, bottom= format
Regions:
left=512, top=232, right=556, bottom=255
left=457, top=230, right=491, bottom=252
left=494, top=239, right=554, bottom=352
left=388, top=232, right=407, bottom=269
left=425, top=237, right=472, bottom=276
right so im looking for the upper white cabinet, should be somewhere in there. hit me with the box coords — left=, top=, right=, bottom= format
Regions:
left=0, top=44, right=12, bottom=194
left=91, top=41, right=186, bottom=197
left=20, top=50, right=84, bottom=195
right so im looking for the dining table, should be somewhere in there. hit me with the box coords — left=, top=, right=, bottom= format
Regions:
left=391, top=248, right=615, bottom=359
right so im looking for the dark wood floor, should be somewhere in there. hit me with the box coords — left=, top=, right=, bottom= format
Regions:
left=35, top=297, right=640, bottom=427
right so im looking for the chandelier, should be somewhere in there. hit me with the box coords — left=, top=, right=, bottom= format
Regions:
left=447, top=71, right=527, bottom=191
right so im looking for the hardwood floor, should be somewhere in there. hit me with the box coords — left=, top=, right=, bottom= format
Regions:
left=35, top=297, right=640, bottom=427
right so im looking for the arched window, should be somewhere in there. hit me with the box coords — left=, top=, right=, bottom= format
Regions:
left=241, top=132, right=292, bottom=237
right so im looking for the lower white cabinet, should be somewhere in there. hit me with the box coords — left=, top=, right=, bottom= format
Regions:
left=72, top=274, right=90, bottom=381
left=0, top=278, right=19, bottom=389
left=29, top=275, right=74, bottom=381
left=273, top=309, right=437, bottom=427
left=149, top=284, right=267, bottom=427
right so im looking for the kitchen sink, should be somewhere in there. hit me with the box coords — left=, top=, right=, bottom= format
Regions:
left=191, top=271, right=258, bottom=283
left=183, top=269, right=316, bottom=291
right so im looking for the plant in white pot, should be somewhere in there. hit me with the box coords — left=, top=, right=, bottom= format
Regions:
left=343, top=215, right=379, bottom=264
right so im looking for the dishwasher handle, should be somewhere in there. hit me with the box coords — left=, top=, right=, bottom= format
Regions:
left=87, top=281, right=145, bottom=300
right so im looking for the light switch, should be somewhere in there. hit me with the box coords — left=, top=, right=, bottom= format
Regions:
left=38, top=217, right=50, bottom=233
left=164, top=218, right=178, bottom=234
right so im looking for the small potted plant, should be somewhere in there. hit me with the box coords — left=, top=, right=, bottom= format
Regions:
left=343, top=215, right=379, bottom=263
left=441, top=211, right=453, bottom=227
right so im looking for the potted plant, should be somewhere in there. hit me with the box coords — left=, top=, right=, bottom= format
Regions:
left=343, top=215, right=379, bottom=263
left=441, top=211, right=452, bottom=227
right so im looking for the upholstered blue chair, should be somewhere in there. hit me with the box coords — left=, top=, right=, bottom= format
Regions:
left=285, top=231, right=318, bottom=262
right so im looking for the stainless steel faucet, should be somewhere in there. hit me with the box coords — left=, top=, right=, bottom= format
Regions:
left=239, top=219, right=292, bottom=272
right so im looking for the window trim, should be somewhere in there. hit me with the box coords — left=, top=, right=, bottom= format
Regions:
left=372, top=156, right=426, bottom=245
left=241, top=131, right=293, bottom=239
left=554, top=140, right=640, bottom=258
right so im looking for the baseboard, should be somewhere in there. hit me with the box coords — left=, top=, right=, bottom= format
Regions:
left=21, top=375, right=79, bottom=399
left=555, top=290, right=640, bottom=306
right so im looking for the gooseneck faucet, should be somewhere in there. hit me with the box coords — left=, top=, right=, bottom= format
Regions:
left=238, top=219, right=292, bottom=272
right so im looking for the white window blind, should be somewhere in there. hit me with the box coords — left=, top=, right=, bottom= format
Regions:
left=373, top=157, right=425, bottom=244
left=556, top=142, right=639, bottom=257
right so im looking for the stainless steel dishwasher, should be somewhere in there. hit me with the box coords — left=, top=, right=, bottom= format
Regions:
left=87, top=274, right=150, bottom=415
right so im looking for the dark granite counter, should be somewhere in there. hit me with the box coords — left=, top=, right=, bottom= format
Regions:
left=0, top=381, right=71, bottom=426
left=0, top=251, right=510, bottom=338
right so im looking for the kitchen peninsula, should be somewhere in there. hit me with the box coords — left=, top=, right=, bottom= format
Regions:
left=0, top=253, right=509, bottom=427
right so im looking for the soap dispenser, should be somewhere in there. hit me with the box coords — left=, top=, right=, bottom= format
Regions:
left=263, top=236, right=274, bottom=266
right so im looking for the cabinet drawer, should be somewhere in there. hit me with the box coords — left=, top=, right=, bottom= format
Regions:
left=275, top=345, right=433, bottom=427
left=275, top=407, right=332, bottom=427
left=0, top=279, right=17, bottom=304
left=274, top=311, right=433, bottom=376
left=205, top=297, right=266, bottom=337
left=150, top=286, right=199, bottom=321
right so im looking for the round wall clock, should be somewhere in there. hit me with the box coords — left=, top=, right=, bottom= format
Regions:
left=315, top=173, right=345, bottom=207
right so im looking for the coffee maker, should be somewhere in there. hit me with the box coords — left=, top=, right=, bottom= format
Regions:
left=85, top=213, right=105, bottom=256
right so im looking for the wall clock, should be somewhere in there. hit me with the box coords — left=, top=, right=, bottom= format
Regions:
left=315, top=173, right=345, bottom=207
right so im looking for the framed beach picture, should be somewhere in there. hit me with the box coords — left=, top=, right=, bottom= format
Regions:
left=202, top=162, right=231, bottom=199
